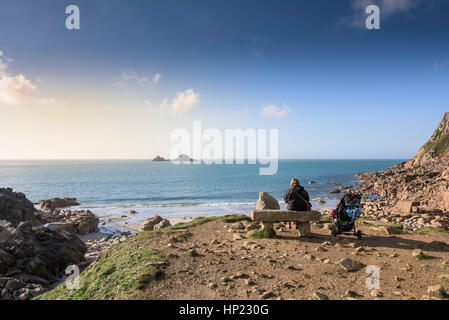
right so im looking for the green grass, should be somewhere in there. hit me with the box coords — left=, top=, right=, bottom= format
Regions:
left=390, top=223, right=404, bottom=230
left=219, top=214, right=251, bottom=223
left=423, top=129, right=449, bottom=156
left=184, top=249, right=199, bottom=257
left=36, top=216, right=220, bottom=300
left=248, top=228, right=277, bottom=239
left=358, top=216, right=373, bottom=221
left=346, top=291, right=357, bottom=298
left=414, top=226, right=449, bottom=235
left=415, top=252, right=432, bottom=260
left=438, top=288, right=448, bottom=299
left=36, top=231, right=164, bottom=300
left=441, top=277, right=449, bottom=284
left=171, top=216, right=218, bottom=229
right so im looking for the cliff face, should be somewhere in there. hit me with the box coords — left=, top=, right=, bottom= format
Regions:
left=407, top=112, right=449, bottom=167
left=357, top=113, right=449, bottom=213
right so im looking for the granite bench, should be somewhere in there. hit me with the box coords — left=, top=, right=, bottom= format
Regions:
left=250, top=210, right=321, bottom=237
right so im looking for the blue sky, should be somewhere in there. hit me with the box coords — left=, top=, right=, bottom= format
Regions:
left=0, top=0, right=448, bottom=159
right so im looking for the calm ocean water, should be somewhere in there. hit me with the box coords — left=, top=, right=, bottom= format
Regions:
left=0, top=159, right=403, bottom=232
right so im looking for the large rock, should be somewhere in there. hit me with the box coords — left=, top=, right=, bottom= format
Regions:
left=0, top=188, right=40, bottom=226
left=141, top=215, right=164, bottom=231
left=153, top=219, right=171, bottom=230
left=256, top=192, right=280, bottom=210
left=338, top=258, right=365, bottom=272
left=0, top=189, right=87, bottom=300
left=39, top=197, right=80, bottom=212
left=40, top=209, right=99, bottom=235
left=152, top=155, right=169, bottom=161
left=0, top=220, right=86, bottom=299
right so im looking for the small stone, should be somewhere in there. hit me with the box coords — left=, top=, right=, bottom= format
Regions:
left=370, top=290, right=383, bottom=298
left=411, top=249, right=423, bottom=257
left=427, top=284, right=443, bottom=294
left=338, top=258, right=365, bottom=272
left=312, top=292, right=329, bottom=300
left=210, top=239, right=220, bottom=245
left=233, top=233, right=244, bottom=240
left=260, top=291, right=277, bottom=299
left=245, top=279, right=256, bottom=286
left=185, top=249, right=199, bottom=257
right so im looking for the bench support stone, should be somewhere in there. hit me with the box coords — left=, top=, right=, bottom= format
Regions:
left=262, top=222, right=274, bottom=230
left=296, top=222, right=311, bottom=238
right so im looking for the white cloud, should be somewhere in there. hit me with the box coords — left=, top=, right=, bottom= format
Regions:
left=0, top=50, right=53, bottom=105
left=161, top=89, right=200, bottom=114
left=152, top=73, right=161, bottom=84
left=342, top=0, right=420, bottom=28
left=116, top=71, right=162, bottom=87
left=0, top=74, right=37, bottom=104
left=261, top=104, right=290, bottom=118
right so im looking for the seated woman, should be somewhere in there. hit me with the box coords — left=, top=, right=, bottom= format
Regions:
left=284, top=178, right=311, bottom=229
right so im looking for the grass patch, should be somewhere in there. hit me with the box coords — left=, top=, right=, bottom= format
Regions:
left=390, top=223, right=404, bottom=230
left=423, top=129, right=449, bottom=156
left=346, top=291, right=357, bottom=298
left=219, top=214, right=251, bottom=223
left=248, top=228, right=277, bottom=239
left=358, top=216, right=373, bottom=221
left=414, top=227, right=449, bottom=235
left=441, top=277, right=449, bottom=284
left=35, top=232, right=164, bottom=300
left=438, top=288, right=448, bottom=299
left=415, top=252, right=432, bottom=260
left=171, top=216, right=218, bottom=229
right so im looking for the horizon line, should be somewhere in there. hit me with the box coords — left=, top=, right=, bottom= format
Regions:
left=0, top=157, right=409, bottom=161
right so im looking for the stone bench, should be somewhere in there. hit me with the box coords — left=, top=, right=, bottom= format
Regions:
left=251, top=210, right=321, bottom=237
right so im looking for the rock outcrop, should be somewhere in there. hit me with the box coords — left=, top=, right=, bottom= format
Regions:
left=39, top=197, right=79, bottom=212
left=0, top=189, right=87, bottom=300
left=140, top=215, right=172, bottom=231
left=0, top=188, right=40, bottom=226
left=40, top=209, right=99, bottom=235
left=256, top=192, right=280, bottom=210
left=357, top=113, right=449, bottom=229
left=152, top=155, right=169, bottom=161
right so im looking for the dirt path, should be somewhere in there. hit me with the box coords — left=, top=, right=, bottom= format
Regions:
left=145, top=218, right=449, bottom=300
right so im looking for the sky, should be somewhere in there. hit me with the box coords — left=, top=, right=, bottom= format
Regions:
left=0, top=0, right=448, bottom=159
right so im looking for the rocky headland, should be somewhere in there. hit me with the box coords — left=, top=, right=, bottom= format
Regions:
left=0, top=188, right=132, bottom=300
left=357, top=112, right=449, bottom=231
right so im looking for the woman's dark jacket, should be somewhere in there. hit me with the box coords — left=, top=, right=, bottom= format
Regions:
left=284, top=186, right=310, bottom=211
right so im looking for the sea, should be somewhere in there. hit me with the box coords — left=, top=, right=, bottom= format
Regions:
left=0, top=159, right=403, bottom=233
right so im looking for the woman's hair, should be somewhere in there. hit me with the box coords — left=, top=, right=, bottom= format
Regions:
left=290, top=177, right=300, bottom=187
